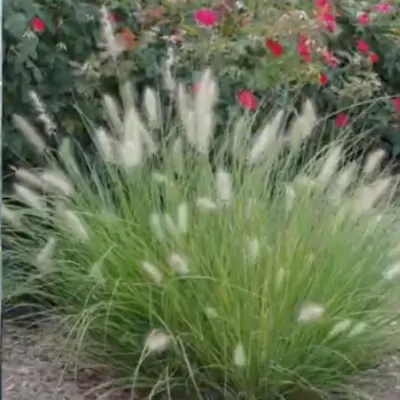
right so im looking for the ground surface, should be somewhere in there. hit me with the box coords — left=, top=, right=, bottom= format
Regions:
left=3, top=320, right=400, bottom=400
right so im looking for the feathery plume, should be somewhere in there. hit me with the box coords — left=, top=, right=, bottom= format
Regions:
left=317, top=145, right=343, bottom=186
left=115, top=139, right=143, bottom=168
left=162, top=46, right=176, bottom=93
left=14, top=184, right=46, bottom=212
left=205, top=307, right=219, bottom=318
left=1, top=203, right=21, bottom=227
left=247, top=110, right=284, bottom=165
left=233, top=343, right=247, bottom=367
left=177, top=84, right=196, bottom=147
left=329, top=162, right=358, bottom=204
left=287, top=99, right=317, bottom=148
left=149, top=213, right=164, bottom=241
left=348, top=321, right=368, bottom=337
left=40, top=170, right=74, bottom=196
left=297, top=302, right=325, bottom=323
left=353, top=177, right=392, bottom=214
left=327, top=319, right=352, bottom=339
left=164, top=213, right=178, bottom=236
left=13, top=114, right=47, bottom=153
left=144, top=87, right=161, bottom=128
left=140, top=261, right=163, bottom=284
left=196, top=197, right=218, bottom=210
left=13, top=167, right=43, bottom=189
left=176, top=202, right=188, bottom=234
left=29, top=90, right=57, bottom=136
left=215, top=168, right=233, bottom=205
left=363, top=148, right=386, bottom=178
left=95, top=127, right=116, bottom=163
left=35, top=236, right=57, bottom=272
left=144, top=330, right=172, bottom=354
left=103, top=94, right=123, bottom=137
left=168, top=253, right=190, bottom=275
left=58, top=138, right=81, bottom=178
left=59, top=208, right=89, bottom=241
left=382, top=262, right=400, bottom=280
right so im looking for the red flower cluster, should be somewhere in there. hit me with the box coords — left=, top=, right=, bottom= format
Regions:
left=31, top=17, right=46, bottom=33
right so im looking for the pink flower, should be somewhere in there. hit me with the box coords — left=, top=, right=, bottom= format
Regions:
left=265, top=39, right=284, bottom=57
left=369, top=52, right=380, bottom=63
left=322, top=49, right=339, bottom=67
left=297, top=35, right=312, bottom=63
left=194, top=8, right=218, bottom=27
left=373, top=2, right=394, bottom=14
left=320, top=73, right=329, bottom=85
left=321, top=12, right=337, bottom=32
left=357, top=40, right=370, bottom=54
left=393, top=98, right=400, bottom=112
left=358, top=12, right=372, bottom=24
left=192, top=83, right=201, bottom=92
left=238, top=90, right=258, bottom=110
left=31, top=17, right=46, bottom=33
left=109, top=12, right=121, bottom=23
left=336, top=113, right=350, bottom=128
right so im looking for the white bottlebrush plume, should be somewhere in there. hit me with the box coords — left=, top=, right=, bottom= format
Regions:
left=164, top=213, right=178, bottom=236
left=176, top=202, right=188, bottom=234
left=58, top=138, right=81, bottom=178
left=215, top=168, right=233, bottom=205
left=297, top=302, right=325, bottom=323
left=205, top=307, right=219, bottom=318
left=144, top=87, right=162, bottom=128
left=192, top=69, right=218, bottom=154
left=39, top=169, right=74, bottom=196
left=1, top=203, right=21, bottom=227
left=144, top=330, right=172, bottom=354
left=363, top=148, right=386, bottom=177
left=196, top=197, right=218, bottom=210
left=317, top=145, right=343, bottom=186
left=247, top=109, right=284, bottom=165
left=168, top=253, right=190, bottom=275
left=353, top=177, right=392, bottom=214
left=103, top=94, right=123, bottom=137
left=382, top=262, right=400, bottom=280
left=35, top=236, right=57, bottom=272
left=13, top=114, right=47, bottom=153
left=14, top=184, right=46, bottom=212
left=329, top=162, right=358, bottom=204
left=13, top=167, right=43, bottom=189
left=29, top=90, right=57, bottom=136
left=245, top=236, right=260, bottom=264
left=59, top=208, right=89, bottom=241
left=287, top=99, right=317, bottom=148
left=140, top=261, right=163, bottom=284
left=327, top=319, right=352, bottom=339
left=233, top=342, right=247, bottom=367
left=162, top=46, right=176, bottom=93
left=348, top=321, right=368, bottom=338
left=149, top=213, right=164, bottom=241
left=115, top=139, right=143, bottom=169
left=95, top=127, right=117, bottom=163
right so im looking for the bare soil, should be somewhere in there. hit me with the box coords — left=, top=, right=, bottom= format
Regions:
left=2, top=320, right=400, bottom=400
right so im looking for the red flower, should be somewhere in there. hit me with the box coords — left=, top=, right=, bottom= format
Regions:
left=369, top=52, right=380, bottom=63
left=392, top=98, right=400, bottom=112
left=357, top=40, right=370, bottom=54
left=238, top=90, right=258, bottom=110
left=322, top=49, right=339, bottom=67
left=265, top=39, right=284, bottom=57
left=321, top=12, right=337, bottom=32
left=31, top=18, right=46, bottom=33
left=194, top=8, right=218, bottom=27
left=373, top=2, right=394, bottom=14
left=297, top=35, right=312, bottom=63
left=109, top=12, right=121, bottom=23
left=358, top=12, right=372, bottom=24
left=320, top=73, right=329, bottom=85
left=336, top=113, right=350, bottom=128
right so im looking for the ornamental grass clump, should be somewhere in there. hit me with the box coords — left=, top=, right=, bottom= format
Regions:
left=3, top=68, right=400, bottom=399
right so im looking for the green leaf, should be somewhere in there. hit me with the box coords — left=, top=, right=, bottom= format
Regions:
left=4, top=13, right=29, bottom=38
left=16, top=35, right=39, bottom=62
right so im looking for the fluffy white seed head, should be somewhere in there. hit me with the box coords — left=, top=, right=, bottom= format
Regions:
left=29, top=90, right=57, bottom=136
left=215, top=168, right=233, bottom=205
left=59, top=208, right=89, bottom=241
left=149, top=213, right=164, bottom=241
left=35, top=236, right=57, bottom=272
left=196, top=197, right=218, bottom=210
left=164, top=213, right=178, bottom=236
left=103, top=94, right=123, bottom=137
left=247, top=110, right=284, bottom=165
left=327, top=319, right=352, bottom=339
left=205, top=307, right=219, bottom=318
left=13, top=114, right=47, bottom=153
left=363, top=148, right=386, bottom=177
left=140, top=261, right=163, bottom=284
left=233, top=343, right=247, bottom=367
left=14, top=184, right=46, bottom=212
left=348, top=321, right=368, bottom=338
left=144, top=87, right=161, bottom=128
left=13, top=167, right=43, bottom=189
left=176, top=202, right=188, bottom=234
left=297, top=303, right=325, bottom=323
left=1, top=203, right=21, bottom=227
left=287, top=99, right=317, bottom=148
left=382, top=262, right=400, bottom=281
left=144, top=330, right=172, bottom=354
left=317, top=145, right=343, bottom=186
left=329, top=162, right=358, bottom=204
left=168, top=253, right=190, bottom=275
left=95, top=127, right=117, bottom=163
left=39, top=170, right=74, bottom=196
left=353, top=177, right=392, bottom=214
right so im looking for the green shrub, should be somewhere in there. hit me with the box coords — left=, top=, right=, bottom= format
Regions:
left=4, top=69, right=400, bottom=399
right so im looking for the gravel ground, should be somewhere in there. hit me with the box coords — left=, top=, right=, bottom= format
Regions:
left=3, top=319, right=400, bottom=400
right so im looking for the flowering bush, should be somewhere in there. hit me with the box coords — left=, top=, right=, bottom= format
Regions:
left=4, top=69, right=400, bottom=399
